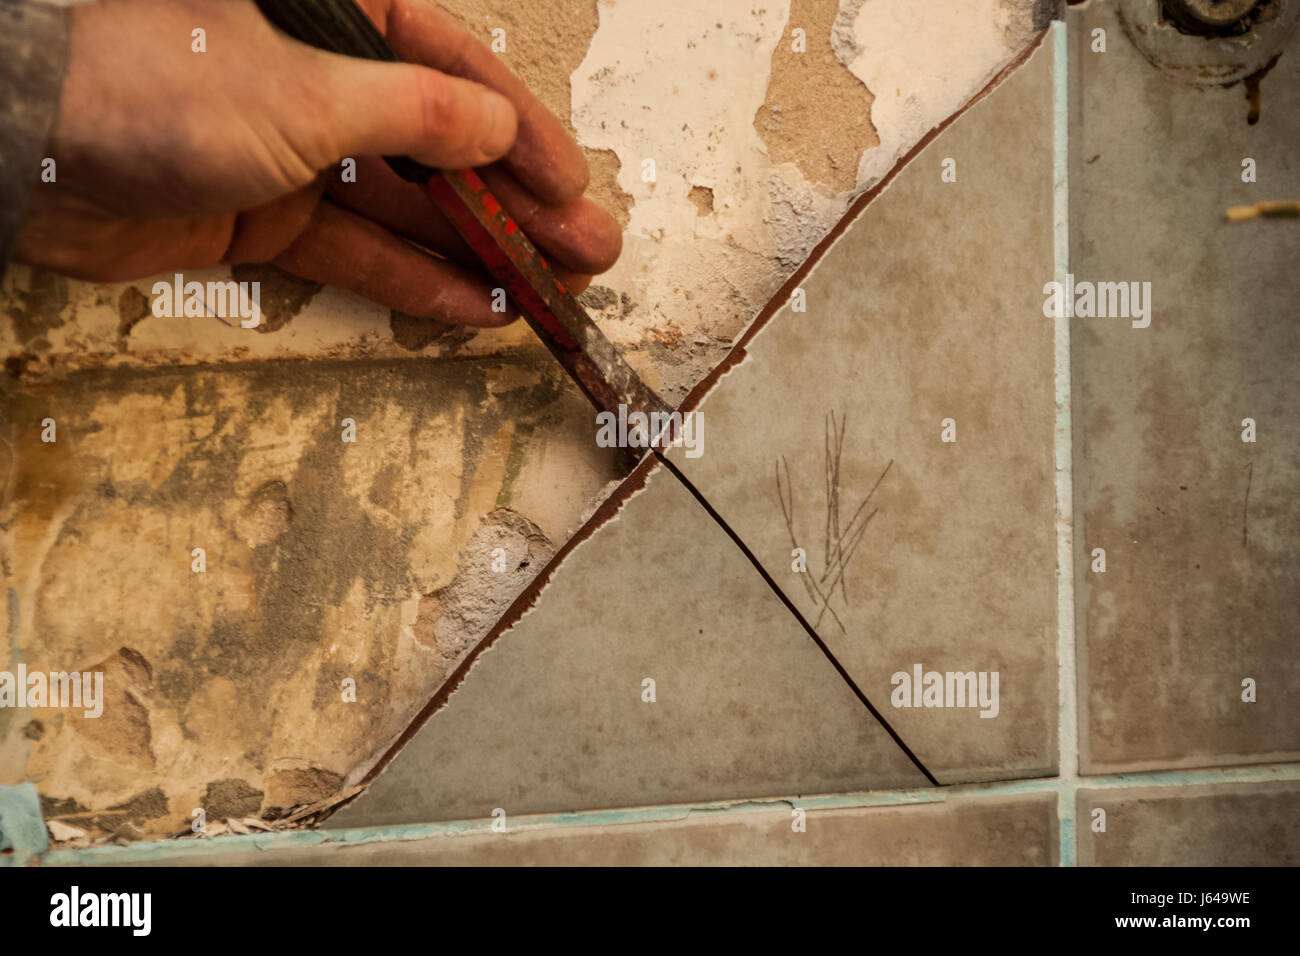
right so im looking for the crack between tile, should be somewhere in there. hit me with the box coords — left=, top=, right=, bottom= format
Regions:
left=653, top=450, right=941, bottom=788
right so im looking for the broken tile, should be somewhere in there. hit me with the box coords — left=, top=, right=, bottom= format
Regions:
left=166, top=793, right=1055, bottom=866
left=45, top=819, right=87, bottom=843
left=664, top=39, right=1059, bottom=783
left=1077, top=780, right=1300, bottom=867
left=328, top=464, right=930, bottom=829
left=1069, top=3, right=1300, bottom=773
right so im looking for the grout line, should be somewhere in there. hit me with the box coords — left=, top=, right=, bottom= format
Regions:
left=33, top=761, right=1300, bottom=866
left=1058, top=812, right=1075, bottom=868
left=1072, top=762, right=1300, bottom=789
left=1050, top=18, right=1079, bottom=868
left=652, top=450, right=941, bottom=787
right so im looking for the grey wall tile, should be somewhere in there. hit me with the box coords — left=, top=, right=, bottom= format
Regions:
left=151, top=793, right=1056, bottom=866
left=1077, top=780, right=1300, bottom=866
left=329, top=464, right=930, bottom=828
left=665, top=40, right=1059, bottom=784
left=1070, top=2, right=1300, bottom=773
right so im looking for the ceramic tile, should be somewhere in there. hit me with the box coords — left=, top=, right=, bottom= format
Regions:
left=329, top=464, right=930, bottom=828
left=664, top=40, right=1059, bottom=783
left=1077, top=781, right=1300, bottom=867
left=159, top=793, right=1055, bottom=866
left=1070, top=2, right=1300, bottom=773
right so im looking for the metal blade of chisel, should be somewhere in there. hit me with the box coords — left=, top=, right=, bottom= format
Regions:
left=254, top=0, right=673, bottom=453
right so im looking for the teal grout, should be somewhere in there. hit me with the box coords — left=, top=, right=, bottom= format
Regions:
left=0, top=783, right=48, bottom=866
left=1059, top=804, right=1076, bottom=867
left=1069, top=762, right=1300, bottom=790
left=32, top=761, right=1300, bottom=866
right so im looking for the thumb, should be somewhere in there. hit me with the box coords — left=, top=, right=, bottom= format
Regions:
left=312, top=52, right=518, bottom=170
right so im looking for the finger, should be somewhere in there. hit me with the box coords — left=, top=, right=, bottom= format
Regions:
left=272, top=200, right=516, bottom=327
left=362, top=0, right=589, bottom=204
left=311, top=51, right=517, bottom=169
left=478, top=165, right=623, bottom=275
left=561, top=271, right=593, bottom=296
left=14, top=213, right=234, bottom=283
left=325, top=156, right=480, bottom=268
left=222, top=185, right=324, bottom=264
left=327, top=158, right=620, bottom=277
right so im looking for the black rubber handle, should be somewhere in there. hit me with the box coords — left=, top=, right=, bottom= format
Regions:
left=254, top=0, right=436, bottom=183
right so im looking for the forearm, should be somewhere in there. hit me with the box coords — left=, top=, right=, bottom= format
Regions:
left=0, top=0, right=70, bottom=272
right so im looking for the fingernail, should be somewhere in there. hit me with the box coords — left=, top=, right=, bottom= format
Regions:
left=477, top=90, right=517, bottom=160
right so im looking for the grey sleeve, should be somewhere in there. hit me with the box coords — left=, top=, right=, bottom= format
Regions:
left=0, top=0, right=70, bottom=271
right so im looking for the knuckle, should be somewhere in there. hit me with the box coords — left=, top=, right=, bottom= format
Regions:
left=416, top=72, right=470, bottom=146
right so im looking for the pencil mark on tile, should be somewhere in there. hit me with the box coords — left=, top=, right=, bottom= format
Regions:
left=776, top=410, right=892, bottom=634
left=655, top=451, right=939, bottom=787
left=1242, top=460, right=1253, bottom=548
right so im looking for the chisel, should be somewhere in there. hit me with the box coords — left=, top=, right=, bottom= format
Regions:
left=253, top=0, right=672, bottom=462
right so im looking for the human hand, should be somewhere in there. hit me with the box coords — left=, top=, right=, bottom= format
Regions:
left=15, top=0, right=622, bottom=326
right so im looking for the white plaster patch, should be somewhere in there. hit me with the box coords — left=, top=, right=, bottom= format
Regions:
left=846, top=0, right=1029, bottom=189
left=569, top=0, right=857, bottom=395
left=571, top=3, right=789, bottom=345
